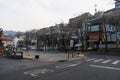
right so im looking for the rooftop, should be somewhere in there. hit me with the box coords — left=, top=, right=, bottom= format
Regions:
left=114, top=0, right=120, bottom=2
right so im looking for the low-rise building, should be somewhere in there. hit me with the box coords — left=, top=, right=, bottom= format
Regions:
left=86, top=0, right=120, bottom=52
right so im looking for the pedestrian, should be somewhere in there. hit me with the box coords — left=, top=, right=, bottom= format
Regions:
left=26, top=45, right=30, bottom=52
left=4, top=46, right=11, bottom=58
left=68, top=39, right=75, bottom=58
left=12, top=45, right=15, bottom=51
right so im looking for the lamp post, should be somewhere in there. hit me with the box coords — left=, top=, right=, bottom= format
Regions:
left=103, top=12, right=108, bottom=52
left=114, top=16, right=118, bottom=48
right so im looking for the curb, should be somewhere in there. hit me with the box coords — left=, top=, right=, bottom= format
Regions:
left=23, top=54, right=86, bottom=62
left=23, top=56, right=34, bottom=60
left=75, top=54, right=86, bottom=57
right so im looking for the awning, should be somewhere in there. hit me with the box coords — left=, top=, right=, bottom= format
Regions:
left=0, top=38, right=12, bottom=41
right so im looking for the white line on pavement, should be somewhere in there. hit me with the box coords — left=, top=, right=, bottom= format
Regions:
left=85, top=58, right=96, bottom=61
left=90, top=65, right=120, bottom=71
left=93, top=59, right=104, bottom=62
left=24, top=69, right=54, bottom=77
left=56, top=61, right=81, bottom=69
left=112, top=60, right=120, bottom=64
left=102, top=60, right=111, bottom=63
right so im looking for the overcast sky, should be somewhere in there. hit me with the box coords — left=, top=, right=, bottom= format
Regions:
left=0, top=0, right=115, bottom=31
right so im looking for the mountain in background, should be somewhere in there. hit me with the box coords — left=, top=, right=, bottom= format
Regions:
left=3, top=30, right=17, bottom=36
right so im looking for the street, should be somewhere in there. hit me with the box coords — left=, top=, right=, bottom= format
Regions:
left=1, top=0, right=120, bottom=80
left=1, top=52, right=120, bottom=80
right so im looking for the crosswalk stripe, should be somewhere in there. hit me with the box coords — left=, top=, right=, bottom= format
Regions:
left=93, top=59, right=104, bottom=62
left=85, top=58, right=96, bottom=61
left=102, top=60, right=111, bottom=63
left=112, top=60, right=120, bottom=64
left=85, top=58, right=120, bottom=65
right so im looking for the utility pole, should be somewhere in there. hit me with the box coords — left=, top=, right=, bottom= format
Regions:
left=115, top=16, right=118, bottom=48
left=103, top=13, right=108, bottom=52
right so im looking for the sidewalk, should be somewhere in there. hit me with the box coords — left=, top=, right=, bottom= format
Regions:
left=23, top=50, right=85, bottom=62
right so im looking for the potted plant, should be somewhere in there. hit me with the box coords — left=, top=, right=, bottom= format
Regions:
left=35, top=55, right=39, bottom=59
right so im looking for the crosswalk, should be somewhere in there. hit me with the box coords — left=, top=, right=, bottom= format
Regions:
left=93, top=59, right=104, bottom=62
left=85, top=58, right=120, bottom=65
left=102, top=60, right=111, bottom=64
left=112, top=60, right=120, bottom=65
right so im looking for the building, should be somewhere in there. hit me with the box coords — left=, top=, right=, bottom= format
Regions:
left=115, top=0, right=120, bottom=8
left=86, top=0, right=120, bottom=52
left=1, top=34, right=13, bottom=47
left=68, top=13, right=92, bottom=50
left=0, top=28, right=3, bottom=55
left=25, top=29, right=38, bottom=50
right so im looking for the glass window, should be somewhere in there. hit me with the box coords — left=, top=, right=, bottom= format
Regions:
left=115, top=2, right=120, bottom=8
left=91, top=25, right=99, bottom=32
left=106, top=25, right=115, bottom=32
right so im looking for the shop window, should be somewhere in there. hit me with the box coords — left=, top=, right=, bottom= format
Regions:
left=91, top=25, right=99, bottom=32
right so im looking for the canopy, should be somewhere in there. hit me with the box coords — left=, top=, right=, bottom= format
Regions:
left=0, top=38, right=12, bottom=41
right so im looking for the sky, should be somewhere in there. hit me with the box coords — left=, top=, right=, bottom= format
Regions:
left=0, top=0, right=115, bottom=32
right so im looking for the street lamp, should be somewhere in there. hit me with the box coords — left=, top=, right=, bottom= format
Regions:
left=103, top=12, right=108, bottom=52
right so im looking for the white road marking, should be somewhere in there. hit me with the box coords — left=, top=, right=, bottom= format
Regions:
left=56, top=61, right=81, bottom=69
left=31, top=74, right=38, bottom=77
left=112, top=60, right=120, bottom=64
left=85, top=58, right=96, bottom=61
left=102, top=60, right=111, bottom=63
left=93, top=59, right=104, bottom=62
left=90, top=65, right=120, bottom=71
left=24, top=69, right=54, bottom=77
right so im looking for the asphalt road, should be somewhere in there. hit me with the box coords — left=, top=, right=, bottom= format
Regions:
left=1, top=53, right=120, bottom=80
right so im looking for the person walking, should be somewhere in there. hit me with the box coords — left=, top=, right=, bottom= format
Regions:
left=68, top=39, right=75, bottom=58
